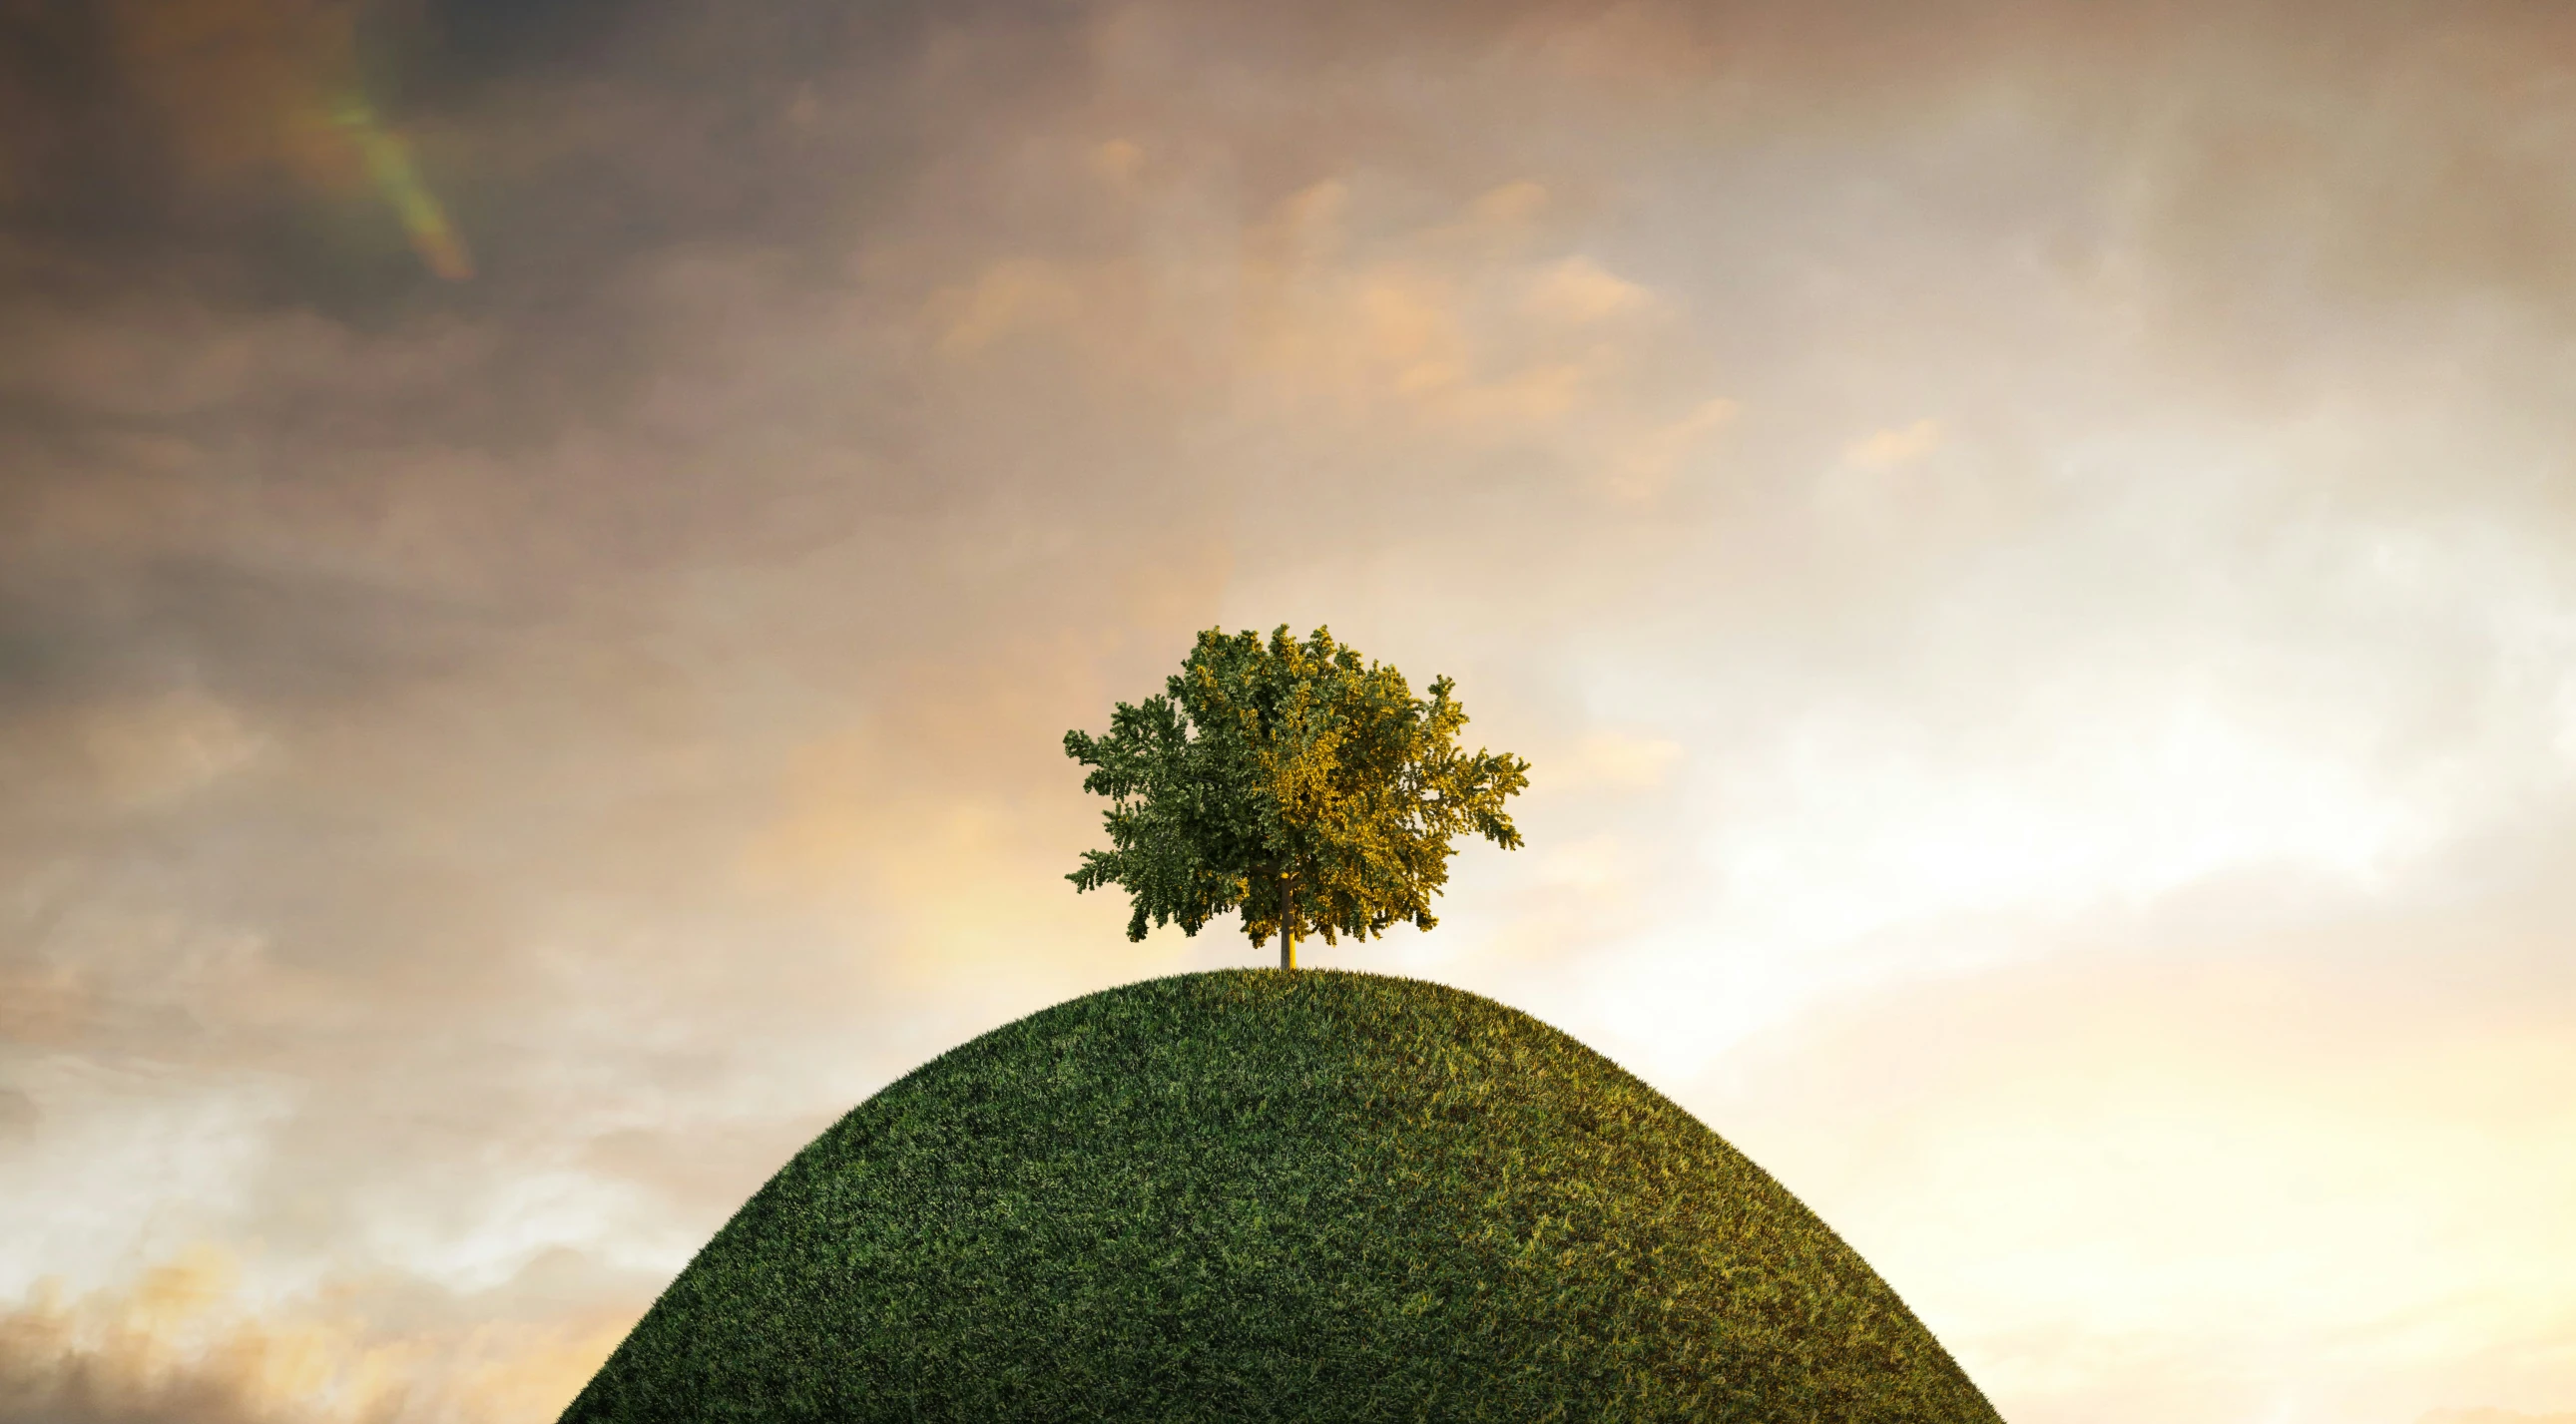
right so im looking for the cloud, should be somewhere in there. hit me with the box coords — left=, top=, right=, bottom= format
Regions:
left=1676, top=902, right=2576, bottom=1424
left=1234, top=179, right=1674, bottom=438
left=1521, top=255, right=1652, bottom=323
left=1601, top=396, right=1736, bottom=504
left=1533, top=832, right=1636, bottom=898
left=1842, top=417, right=1942, bottom=470
left=1547, top=730, right=1685, bottom=791
left=0, top=1246, right=638, bottom=1424
left=1086, top=138, right=1145, bottom=190
left=79, top=689, right=265, bottom=805
left=1467, top=180, right=1549, bottom=228
left=931, top=258, right=1087, bottom=357
left=9, top=3, right=2576, bottom=1423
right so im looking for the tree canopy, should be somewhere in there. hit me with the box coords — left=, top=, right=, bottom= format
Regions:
left=1066, top=626, right=1529, bottom=968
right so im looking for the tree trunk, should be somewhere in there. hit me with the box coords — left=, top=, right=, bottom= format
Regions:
left=1279, top=873, right=1295, bottom=970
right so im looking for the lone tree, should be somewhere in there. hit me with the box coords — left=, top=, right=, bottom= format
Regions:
left=1066, top=626, right=1530, bottom=968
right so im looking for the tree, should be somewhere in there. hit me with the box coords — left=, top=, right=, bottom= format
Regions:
left=1065, top=626, right=1530, bottom=968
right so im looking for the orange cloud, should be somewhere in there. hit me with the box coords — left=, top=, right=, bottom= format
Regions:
left=0, top=1246, right=637, bottom=1424
left=1545, top=730, right=1686, bottom=791
left=1235, top=180, right=1684, bottom=449
left=1843, top=417, right=1943, bottom=470
left=930, top=258, right=1087, bottom=357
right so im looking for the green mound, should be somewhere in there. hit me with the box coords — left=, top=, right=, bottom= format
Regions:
left=562, top=971, right=2000, bottom=1422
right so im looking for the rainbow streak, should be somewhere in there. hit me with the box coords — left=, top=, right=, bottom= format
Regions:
left=330, top=98, right=474, bottom=280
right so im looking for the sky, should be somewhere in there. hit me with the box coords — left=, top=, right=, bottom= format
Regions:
left=3, top=0, right=2575, bottom=1420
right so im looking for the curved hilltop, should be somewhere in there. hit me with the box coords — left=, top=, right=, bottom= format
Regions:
left=562, top=970, right=2001, bottom=1422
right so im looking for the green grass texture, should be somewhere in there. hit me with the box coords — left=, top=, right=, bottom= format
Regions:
left=560, top=969, right=2003, bottom=1423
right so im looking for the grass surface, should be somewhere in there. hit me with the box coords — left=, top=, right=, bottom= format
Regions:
left=561, top=970, right=2002, bottom=1423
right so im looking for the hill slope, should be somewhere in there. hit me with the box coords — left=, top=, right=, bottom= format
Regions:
left=561, top=970, right=2002, bottom=1422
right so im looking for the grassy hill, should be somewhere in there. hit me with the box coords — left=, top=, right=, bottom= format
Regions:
left=560, top=970, right=2002, bottom=1422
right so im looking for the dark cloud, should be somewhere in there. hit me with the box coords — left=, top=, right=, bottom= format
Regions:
left=0, top=555, right=511, bottom=712
left=0, top=0, right=1072, bottom=310
left=370, top=0, right=649, bottom=104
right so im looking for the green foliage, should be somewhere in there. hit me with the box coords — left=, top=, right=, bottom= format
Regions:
left=560, top=971, right=2004, bottom=1424
left=1065, top=627, right=1530, bottom=961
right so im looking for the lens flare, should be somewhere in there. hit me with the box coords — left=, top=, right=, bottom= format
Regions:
left=329, top=97, right=473, bottom=281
